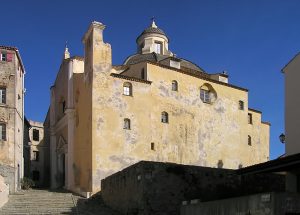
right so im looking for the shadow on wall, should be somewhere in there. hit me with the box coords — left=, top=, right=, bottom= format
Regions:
left=69, top=192, right=121, bottom=215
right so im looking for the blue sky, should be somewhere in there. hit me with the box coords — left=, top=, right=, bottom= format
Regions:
left=1, top=0, right=299, bottom=159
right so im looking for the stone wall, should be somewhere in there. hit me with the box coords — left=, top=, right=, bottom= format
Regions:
left=0, top=164, right=14, bottom=194
left=181, top=192, right=300, bottom=215
left=0, top=175, right=9, bottom=208
left=101, top=161, right=285, bottom=215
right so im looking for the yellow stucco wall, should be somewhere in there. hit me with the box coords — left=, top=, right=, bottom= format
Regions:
left=85, top=61, right=270, bottom=193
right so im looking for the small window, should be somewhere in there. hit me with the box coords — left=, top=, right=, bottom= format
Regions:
left=32, top=151, right=39, bottom=161
left=248, top=113, right=252, bottom=124
left=33, top=129, right=39, bottom=141
left=151, top=142, right=155, bottom=150
left=239, top=101, right=244, bottom=110
left=123, top=118, right=130, bottom=130
left=1, top=53, right=7, bottom=61
left=200, top=89, right=210, bottom=103
left=154, top=42, right=162, bottom=54
left=141, top=68, right=146, bottom=80
left=0, top=123, right=6, bottom=141
left=32, top=170, right=40, bottom=181
left=123, top=82, right=132, bottom=96
left=172, top=80, right=178, bottom=91
left=0, top=88, right=6, bottom=104
left=161, top=112, right=168, bottom=123
left=248, top=135, right=252, bottom=146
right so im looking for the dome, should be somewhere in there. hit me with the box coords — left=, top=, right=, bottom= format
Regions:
left=136, top=20, right=169, bottom=43
left=136, top=26, right=168, bottom=42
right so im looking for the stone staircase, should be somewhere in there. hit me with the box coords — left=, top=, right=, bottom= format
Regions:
left=0, top=189, right=120, bottom=215
left=0, top=189, right=77, bottom=214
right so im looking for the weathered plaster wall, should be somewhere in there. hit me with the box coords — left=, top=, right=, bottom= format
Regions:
left=0, top=48, right=24, bottom=192
left=89, top=61, right=269, bottom=193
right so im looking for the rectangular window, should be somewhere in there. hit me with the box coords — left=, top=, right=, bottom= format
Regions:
left=248, top=113, right=253, bottom=124
left=0, top=123, right=6, bottom=141
left=200, top=89, right=210, bottom=103
left=248, top=135, right=252, bottom=146
left=154, top=42, right=162, bottom=54
left=123, top=118, right=130, bottom=130
left=151, top=142, right=155, bottom=150
left=239, top=100, right=244, bottom=110
left=1, top=53, right=7, bottom=61
left=0, top=88, right=6, bottom=104
left=32, top=151, right=39, bottom=161
left=33, top=129, right=39, bottom=141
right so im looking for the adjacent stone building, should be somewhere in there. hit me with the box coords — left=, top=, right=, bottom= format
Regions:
left=28, top=120, right=49, bottom=187
left=0, top=46, right=25, bottom=192
left=45, top=20, right=270, bottom=197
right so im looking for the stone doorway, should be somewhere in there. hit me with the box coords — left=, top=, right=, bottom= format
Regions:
left=57, top=136, right=67, bottom=188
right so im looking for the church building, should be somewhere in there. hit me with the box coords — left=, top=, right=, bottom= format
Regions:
left=45, top=20, right=270, bottom=197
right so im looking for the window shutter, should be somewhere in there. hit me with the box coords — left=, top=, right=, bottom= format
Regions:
left=7, top=53, right=13, bottom=62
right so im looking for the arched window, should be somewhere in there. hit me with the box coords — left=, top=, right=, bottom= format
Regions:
left=248, top=135, right=252, bottom=146
left=161, top=112, right=168, bottom=123
left=124, top=118, right=131, bottom=130
left=172, top=80, right=178, bottom=91
left=123, top=82, right=132, bottom=96
left=200, top=88, right=210, bottom=103
left=200, top=84, right=217, bottom=104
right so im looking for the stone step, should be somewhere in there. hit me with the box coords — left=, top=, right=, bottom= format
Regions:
left=0, top=189, right=77, bottom=215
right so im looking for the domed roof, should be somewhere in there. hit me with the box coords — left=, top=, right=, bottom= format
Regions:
left=136, top=20, right=169, bottom=42
left=123, top=53, right=206, bottom=73
left=140, top=26, right=167, bottom=37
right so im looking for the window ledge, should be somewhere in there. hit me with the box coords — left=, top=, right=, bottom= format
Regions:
left=201, top=100, right=212, bottom=104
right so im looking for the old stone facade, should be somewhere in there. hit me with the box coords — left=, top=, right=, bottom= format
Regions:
left=0, top=46, right=25, bottom=192
left=46, top=20, right=270, bottom=197
left=27, top=120, right=49, bottom=187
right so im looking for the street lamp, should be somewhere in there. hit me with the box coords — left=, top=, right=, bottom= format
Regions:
left=279, top=133, right=285, bottom=144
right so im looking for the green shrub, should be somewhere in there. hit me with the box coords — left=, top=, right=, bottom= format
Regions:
left=21, top=177, right=35, bottom=190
